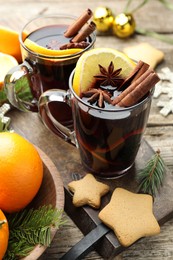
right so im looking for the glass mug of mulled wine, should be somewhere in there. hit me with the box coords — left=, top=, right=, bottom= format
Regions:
left=4, top=11, right=96, bottom=136
left=38, top=53, right=159, bottom=178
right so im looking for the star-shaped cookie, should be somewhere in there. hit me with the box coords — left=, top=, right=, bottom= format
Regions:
left=68, top=173, right=110, bottom=208
left=99, top=188, right=160, bottom=247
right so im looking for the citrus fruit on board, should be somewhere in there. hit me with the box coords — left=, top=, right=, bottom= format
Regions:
left=72, top=47, right=136, bottom=96
left=0, top=132, right=43, bottom=213
left=0, top=25, right=23, bottom=63
left=24, top=38, right=83, bottom=56
left=0, top=52, right=18, bottom=89
left=0, top=210, right=9, bottom=259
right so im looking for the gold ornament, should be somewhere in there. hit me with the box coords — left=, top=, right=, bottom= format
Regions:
left=112, top=13, right=136, bottom=38
left=93, top=6, right=114, bottom=33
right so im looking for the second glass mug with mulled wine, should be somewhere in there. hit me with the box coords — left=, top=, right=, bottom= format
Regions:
left=4, top=10, right=96, bottom=136
left=38, top=50, right=160, bottom=178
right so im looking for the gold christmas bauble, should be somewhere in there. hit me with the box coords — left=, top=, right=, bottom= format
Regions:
left=93, top=6, right=114, bottom=32
left=112, top=13, right=136, bottom=38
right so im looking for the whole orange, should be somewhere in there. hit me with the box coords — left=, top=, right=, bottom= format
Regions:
left=0, top=209, right=9, bottom=259
left=0, top=132, right=43, bottom=213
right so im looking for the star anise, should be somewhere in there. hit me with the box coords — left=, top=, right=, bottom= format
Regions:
left=94, top=61, right=124, bottom=88
left=82, top=88, right=112, bottom=108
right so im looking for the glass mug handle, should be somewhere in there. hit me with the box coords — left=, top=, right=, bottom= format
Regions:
left=4, top=60, right=38, bottom=112
left=38, top=89, right=77, bottom=145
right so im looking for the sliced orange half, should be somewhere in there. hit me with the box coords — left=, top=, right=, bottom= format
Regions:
left=73, top=48, right=136, bottom=96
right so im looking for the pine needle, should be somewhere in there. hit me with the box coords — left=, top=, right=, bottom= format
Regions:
left=4, top=205, right=66, bottom=260
left=137, top=150, right=166, bottom=197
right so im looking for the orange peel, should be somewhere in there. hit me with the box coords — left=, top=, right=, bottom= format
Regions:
left=24, top=38, right=83, bottom=57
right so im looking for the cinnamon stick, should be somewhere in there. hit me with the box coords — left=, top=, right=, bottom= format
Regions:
left=71, top=21, right=96, bottom=43
left=64, top=9, right=93, bottom=38
left=60, top=41, right=90, bottom=50
left=112, top=68, right=152, bottom=105
left=113, top=70, right=160, bottom=107
left=118, top=60, right=150, bottom=91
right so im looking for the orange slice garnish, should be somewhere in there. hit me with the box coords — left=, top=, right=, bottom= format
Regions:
left=73, top=48, right=136, bottom=96
left=24, top=38, right=83, bottom=57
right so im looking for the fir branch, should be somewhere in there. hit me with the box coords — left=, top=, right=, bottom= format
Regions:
left=136, top=27, right=173, bottom=45
left=4, top=205, right=66, bottom=260
left=137, top=150, right=166, bottom=197
left=124, top=0, right=149, bottom=13
left=158, top=0, right=173, bottom=11
left=124, top=0, right=173, bottom=13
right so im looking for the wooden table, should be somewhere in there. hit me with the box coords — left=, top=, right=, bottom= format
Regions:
left=1, top=0, right=173, bottom=259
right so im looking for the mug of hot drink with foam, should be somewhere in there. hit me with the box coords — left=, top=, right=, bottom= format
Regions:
left=39, top=48, right=160, bottom=178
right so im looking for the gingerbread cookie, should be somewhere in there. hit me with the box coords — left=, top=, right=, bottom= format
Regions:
left=123, top=43, right=164, bottom=69
left=99, top=188, right=160, bottom=247
left=68, top=173, right=110, bottom=208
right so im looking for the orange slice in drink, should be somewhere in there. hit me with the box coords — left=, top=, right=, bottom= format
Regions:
left=73, top=48, right=136, bottom=96
left=24, top=38, right=83, bottom=57
left=0, top=52, right=18, bottom=89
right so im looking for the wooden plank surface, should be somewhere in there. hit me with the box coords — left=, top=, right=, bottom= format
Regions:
left=1, top=0, right=173, bottom=259
left=9, top=110, right=173, bottom=260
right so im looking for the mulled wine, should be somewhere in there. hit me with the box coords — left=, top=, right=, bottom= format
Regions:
left=37, top=49, right=159, bottom=178
left=4, top=14, right=96, bottom=138
left=73, top=92, right=152, bottom=178
left=24, top=24, right=93, bottom=131
left=69, top=58, right=159, bottom=177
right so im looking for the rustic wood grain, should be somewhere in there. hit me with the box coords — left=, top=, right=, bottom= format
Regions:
left=1, top=0, right=173, bottom=259
left=9, top=110, right=173, bottom=259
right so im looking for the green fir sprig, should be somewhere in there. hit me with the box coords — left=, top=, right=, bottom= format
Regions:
left=124, top=0, right=173, bottom=13
left=4, top=205, right=65, bottom=260
left=124, top=0, right=149, bottom=13
left=158, top=0, right=173, bottom=11
left=124, top=0, right=173, bottom=45
left=137, top=150, right=166, bottom=197
left=136, top=28, right=173, bottom=45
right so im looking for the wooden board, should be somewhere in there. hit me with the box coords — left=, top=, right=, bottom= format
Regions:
left=9, top=110, right=173, bottom=259
left=1, top=0, right=173, bottom=258
left=64, top=140, right=173, bottom=258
